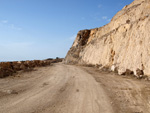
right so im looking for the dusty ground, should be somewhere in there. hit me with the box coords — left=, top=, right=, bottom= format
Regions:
left=0, top=63, right=150, bottom=113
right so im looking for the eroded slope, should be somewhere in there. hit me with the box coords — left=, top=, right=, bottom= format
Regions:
left=65, top=0, right=150, bottom=77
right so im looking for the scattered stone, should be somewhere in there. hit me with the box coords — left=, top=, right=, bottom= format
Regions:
left=43, top=82, right=49, bottom=86
left=95, top=64, right=102, bottom=68
left=136, top=69, right=144, bottom=76
left=76, top=89, right=79, bottom=92
left=136, top=69, right=144, bottom=79
left=125, top=69, right=134, bottom=75
left=64, top=0, right=150, bottom=78
left=111, top=65, right=118, bottom=73
left=3, top=90, right=18, bottom=94
left=0, top=58, right=63, bottom=78
left=11, top=90, right=18, bottom=94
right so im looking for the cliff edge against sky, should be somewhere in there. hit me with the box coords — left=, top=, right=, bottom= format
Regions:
left=65, top=0, right=150, bottom=77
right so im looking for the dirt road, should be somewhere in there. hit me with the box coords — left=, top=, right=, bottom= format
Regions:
left=0, top=63, right=150, bottom=113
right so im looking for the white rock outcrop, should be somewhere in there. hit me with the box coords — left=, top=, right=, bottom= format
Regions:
left=65, top=0, right=150, bottom=76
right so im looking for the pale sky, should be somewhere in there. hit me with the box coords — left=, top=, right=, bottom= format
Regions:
left=0, top=0, right=133, bottom=61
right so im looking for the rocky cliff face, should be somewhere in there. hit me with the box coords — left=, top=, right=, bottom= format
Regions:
left=65, top=0, right=150, bottom=77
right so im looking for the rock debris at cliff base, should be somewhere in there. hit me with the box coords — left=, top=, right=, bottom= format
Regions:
left=65, top=0, right=150, bottom=77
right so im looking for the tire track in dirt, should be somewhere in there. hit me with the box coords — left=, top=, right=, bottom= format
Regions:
left=1, top=63, right=150, bottom=113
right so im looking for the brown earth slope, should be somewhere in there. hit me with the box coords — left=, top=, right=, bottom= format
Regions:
left=65, top=0, right=150, bottom=77
left=0, top=63, right=150, bottom=113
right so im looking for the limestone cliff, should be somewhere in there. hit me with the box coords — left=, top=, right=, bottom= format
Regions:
left=65, top=0, right=150, bottom=77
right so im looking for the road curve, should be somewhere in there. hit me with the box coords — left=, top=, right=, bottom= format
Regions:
left=0, top=63, right=150, bottom=113
left=0, top=63, right=114, bottom=113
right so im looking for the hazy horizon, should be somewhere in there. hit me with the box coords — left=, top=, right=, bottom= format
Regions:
left=0, top=0, right=133, bottom=61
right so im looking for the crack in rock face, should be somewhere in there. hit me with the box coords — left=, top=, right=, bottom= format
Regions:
left=65, top=0, right=150, bottom=77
